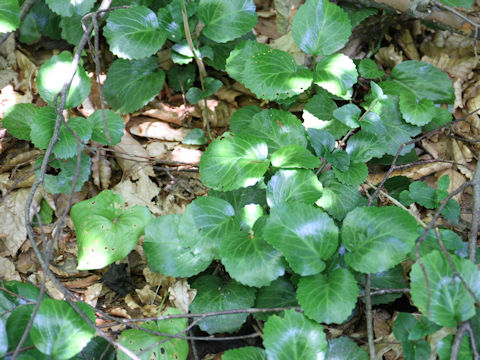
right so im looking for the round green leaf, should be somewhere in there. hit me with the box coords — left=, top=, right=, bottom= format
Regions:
left=342, top=206, right=419, bottom=273
left=226, top=40, right=268, bottom=83
left=308, top=128, right=335, bottom=157
left=264, top=203, right=339, bottom=276
left=104, top=57, right=165, bottom=114
left=77, top=337, right=115, bottom=360
left=264, top=309, right=327, bottom=360
left=30, top=106, right=56, bottom=150
left=36, top=51, right=91, bottom=108
left=199, top=0, right=257, bottom=43
left=345, top=130, right=388, bottom=162
left=7, top=305, right=35, bottom=350
left=297, top=268, right=358, bottom=324
left=189, top=275, right=256, bottom=334
left=379, top=60, right=454, bottom=103
left=2, top=103, right=37, bottom=140
left=254, top=277, right=298, bottom=321
left=199, top=132, right=270, bottom=191
left=333, top=161, right=368, bottom=186
left=314, top=53, right=358, bottom=99
left=220, top=220, right=285, bottom=287
left=71, top=190, right=152, bottom=270
left=326, top=149, right=350, bottom=172
left=0, top=0, right=20, bottom=32
left=143, top=213, right=213, bottom=277
left=31, top=299, right=95, bottom=360
left=233, top=109, right=308, bottom=153
left=242, top=48, right=313, bottom=100
left=45, top=0, right=95, bottom=16
left=267, top=169, right=322, bottom=207
left=209, top=185, right=267, bottom=214
left=399, top=91, right=436, bottom=126
left=60, top=15, right=84, bottom=45
left=54, top=116, right=93, bottom=159
left=118, top=308, right=188, bottom=360
left=333, top=104, right=361, bottom=128
left=326, top=337, right=368, bottom=360
left=271, top=144, right=320, bottom=169
left=103, top=6, right=167, bottom=59
left=89, top=109, right=125, bottom=145
left=42, top=152, right=91, bottom=194
left=223, top=347, right=267, bottom=360
left=358, top=58, right=385, bottom=79
left=410, top=250, right=480, bottom=327
left=230, top=105, right=261, bottom=134
left=292, top=0, right=351, bottom=56
left=304, top=92, right=337, bottom=121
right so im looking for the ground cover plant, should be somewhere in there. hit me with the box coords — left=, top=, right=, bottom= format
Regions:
left=0, top=0, right=479, bottom=359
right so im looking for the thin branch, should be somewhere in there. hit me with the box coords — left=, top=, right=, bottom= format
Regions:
left=469, top=154, right=480, bottom=262
left=365, top=274, right=376, bottom=360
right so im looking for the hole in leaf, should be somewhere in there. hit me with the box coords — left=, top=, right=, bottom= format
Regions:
left=160, top=348, right=165, bottom=354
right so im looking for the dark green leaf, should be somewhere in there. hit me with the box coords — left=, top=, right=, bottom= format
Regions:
left=441, top=199, right=460, bottom=224
left=7, top=305, right=35, bottom=350
left=345, top=130, right=388, bottom=162
left=358, top=58, right=385, bottom=79
left=223, top=347, right=267, bottom=360
left=190, top=275, right=256, bottom=334
left=359, top=111, right=386, bottom=135
left=104, top=57, right=165, bottom=114
left=409, top=181, right=436, bottom=208
left=167, top=63, right=196, bottom=92
left=314, top=53, right=357, bottom=99
left=333, top=161, right=368, bottom=186
left=393, top=312, right=417, bottom=342
left=209, top=185, right=267, bottom=214
left=333, top=104, right=361, bottom=128
left=326, top=337, right=368, bottom=360
left=42, top=153, right=91, bottom=194
left=75, top=337, right=115, bottom=360
left=30, top=106, right=56, bottom=150
left=308, top=128, right=335, bottom=157
left=89, top=109, right=124, bottom=145
left=60, top=15, right=85, bottom=45
left=186, top=77, right=222, bottom=103
left=2, top=103, right=37, bottom=140
left=358, top=265, right=408, bottom=305
left=45, top=0, right=95, bottom=16
left=326, top=149, right=350, bottom=172
left=304, top=92, right=337, bottom=123
left=341, top=4, right=378, bottom=27
left=254, top=277, right=298, bottom=321
left=230, top=105, right=261, bottom=134
left=271, top=145, right=320, bottom=169
left=437, top=334, right=474, bottom=360
left=54, top=117, right=93, bottom=159
left=267, top=169, right=322, bottom=207
left=423, top=106, right=452, bottom=132
left=402, top=339, right=431, bottom=360
left=408, top=316, right=441, bottom=340
left=4, top=281, right=42, bottom=305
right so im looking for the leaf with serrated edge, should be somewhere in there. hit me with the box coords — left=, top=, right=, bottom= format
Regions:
left=326, top=337, right=368, bottom=360
left=45, top=0, right=95, bottom=16
left=267, top=169, right=322, bottom=207
left=314, top=53, right=357, bottom=99
left=89, top=109, right=124, bottom=145
left=271, top=145, right=320, bottom=169
left=2, top=103, right=37, bottom=140
left=223, top=347, right=267, bottom=360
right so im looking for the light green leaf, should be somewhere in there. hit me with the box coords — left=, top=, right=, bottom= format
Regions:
left=333, top=104, right=361, bottom=128
left=225, top=40, right=266, bottom=83
left=358, top=58, right=385, bottom=79
left=182, top=128, right=207, bottom=145
left=220, top=220, right=285, bottom=287
left=0, top=0, right=20, bottom=32
left=333, top=161, right=368, bottom=186
left=199, top=0, right=257, bottom=43
left=439, top=0, right=474, bottom=10
left=45, top=0, right=95, bottom=16
left=345, top=130, right=388, bottom=162
left=30, top=106, right=56, bottom=150
left=89, top=109, right=124, bottom=145
left=267, top=169, right=322, bottom=207
left=314, top=53, right=357, bottom=99
left=360, top=111, right=386, bottom=136
left=342, top=206, right=419, bottom=273
left=233, top=109, right=308, bottom=153
left=437, top=334, right=474, bottom=360
left=316, top=171, right=366, bottom=220
left=71, top=190, right=152, bottom=270
left=54, top=116, right=93, bottom=159
left=292, top=0, right=351, bottom=56
left=209, top=185, right=267, bottom=214
left=408, top=316, right=441, bottom=341
left=411, top=228, right=466, bottom=260
left=264, top=309, right=327, bottom=360
left=234, top=203, right=264, bottom=231
left=104, top=6, right=167, bottom=59
left=36, top=51, right=91, bottom=108
left=31, top=299, right=95, bottom=360
left=2, top=103, right=37, bottom=140
left=223, top=347, right=267, bottom=360
left=410, top=250, right=480, bottom=326
left=264, top=202, right=339, bottom=276
left=199, top=132, right=270, bottom=191
left=254, top=277, right=298, bottom=321
left=42, top=153, right=91, bottom=194
left=143, top=213, right=213, bottom=277
left=423, top=106, right=452, bottom=132
left=190, top=275, right=256, bottom=334
left=409, top=181, right=437, bottom=208
left=326, top=337, right=369, bottom=360
left=379, top=60, right=454, bottom=104
left=104, top=57, right=165, bottom=114
left=271, top=145, right=320, bottom=169
left=399, top=92, right=436, bottom=126
left=297, top=268, right=358, bottom=324
left=118, top=308, right=188, bottom=360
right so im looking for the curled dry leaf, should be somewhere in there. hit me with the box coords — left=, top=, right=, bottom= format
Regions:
left=168, top=279, right=197, bottom=314
left=375, top=44, right=404, bottom=69
left=195, top=99, right=233, bottom=127
left=0, top=256, right=21, bottom=281
left=84, top=282, right=103, bottom=307
left=141, top=101, right=193, bottom=126
left=136, top=284, right=157, bottom=305
left=397, top=29, right=419, bottom=60
left=451, top=138, right=473, bottom=179
left=129, top=116, right=189, bottom=141
left=91, top=151, right=111, bottom=190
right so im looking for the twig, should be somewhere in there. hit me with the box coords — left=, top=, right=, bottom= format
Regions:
left=365, top=274, right=375, bottom=360
left=468, top=155, right=480, bottom=262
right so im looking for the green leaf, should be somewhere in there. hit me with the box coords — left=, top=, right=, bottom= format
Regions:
left=143, top=213, right=213, bottom=277
left=225, top=40, right=266, bottom=83
left=333, top=161, right=368, bottom=186
left=30, top=106, right=56, bottom=150
left=393, top=312, right=417, bottom=342
left=412, top=228, right=467, bottom=259
left=76, top=337, right=115, bottom=360
left=316, top=171, right=366, bottom=220
left=360, top=111, right=386, bottom=136
left=4, top=280, right=43, bottom=305
left=223, top=347, right=267, bottom=360
left=267, top=169, right=322, bottom=207
left=199, top=0, right=257, bottom=43
left=199, top=132, right=270, bottom=191
left=233, top=109, right=308, bottom=153
left=209, top=185, right=267, bottom=214
left=379, top=60, right=454, bottom=104
left=0, top=0, right=20, bottom=32
left=7, top=305, right=35, bottom=350
left=292, top=0, right=351, bottom=56
left=264, top=202, right=339, bottom=276
left=342, top=206, right=419, bottom=273
left=167, top=64, right=196, bottom=92
left=241, top=48, right=313, bottom=100
left=0, top=318, right=6, bottom=356
left=304, top=92, right=337, bottom=123
left=104, top=6, right=167, bottom=59
left=157, top=0, right=198, bottom=42
left=2, top=103, right=37, bottom=140
left=408, top=316, right=441, bottom=341
left=118, top=308, right=188, bottom=360
left=333, top=104, right=361, bottom=128
left=186, top=77, right=222, bottom=103
left=297, top=268, right=358, bottom=324
left=402, top=339, right=431, bottom=360
left=89, top=109, right=124, bottom=145
left=326, top=337, right=369, bottom=360
left=31, top=299, right=95, bottom=360
left=358, top=265, right=408, bottom=305
left=203, top=32, right=257, bottom=70
left=230, top=105, right=261, bottom=133
left=36, top=51, right=91, bottom=108
left=423, top=106, right=453, bottom=132
left=358, top=58, right=385, bottom=79
left=234, top=204, right=264, bottom=231
left=42, top=153, right=91, bottom=194
left=19, top=11, right=41, bottom=44
left=264, top=309, right=327, bottom=360
left=410, top=250, right=480, bottom=326
left=345, top=130, right=388, bottom=162
left=271, top=145, right=320, bottom=169
left=314, top=53, right=357, bottom=99
left=399, top=92, right=436, bottom=126
left=326, top=149, right=350, bottom=172
left=190, top=275, right=256, bottom=334
left=22, top=1, right=61, bottom=41
left=104, top=57, right=165, bottom=114
left=409, top=181, right=437, bottom=208
left=45, top=0, right=95, bottom=16
left=182, top=128, right=207, bottom=145
left=254, top=277, right=298, bottom=321
left=437, top=334, right=474, bottom=360
left=439, top=0, right=473, bottom=10
left=54, top=117, right=93, bottom=159
left=33, top=199, right=54, bottom=225
left=71, top=190, right=152, bottom=270
left=220, top=220, right=285, bottom=287
left=308, top=128, right=335, bottom=157
left=442, top=198, right=460, bottom=224
left=60, top=15, right=85, bottom=45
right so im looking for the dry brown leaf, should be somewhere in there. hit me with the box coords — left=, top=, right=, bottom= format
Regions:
left=195, top=99, right=233, bottom=127
left=374, top=45, right=404, bottom=69
left=136, top=284, right=156, bottom=305
left=0, top=84, right=33, bottom=118
left=61, top=275, right=100, bottom=289
left=368, top=161, right=452, bottom=184
left=0, top=256, right=21, bottom=281
left=168, top=144, right=202, bottom=165
left=91, top=150, right=111, bottom=190
left=84, top=283, right=102, bottom=307
left=143, top=267, right=174, bottom=288
left=15, top=50, right=37, bottom=94
left=129, top=117, right=189, bottom=141
left=168, top=279, right=196, bottom=313
left=141, top=101, right=193, bottom=126
left=397, top=29, right=419, bottom=60
left=214, top=87, right=243, bottom=105
left=451, top=138, right=473, bottom=179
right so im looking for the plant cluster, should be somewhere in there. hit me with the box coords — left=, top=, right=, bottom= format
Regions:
left=1, top=0, right=479, bottom=359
